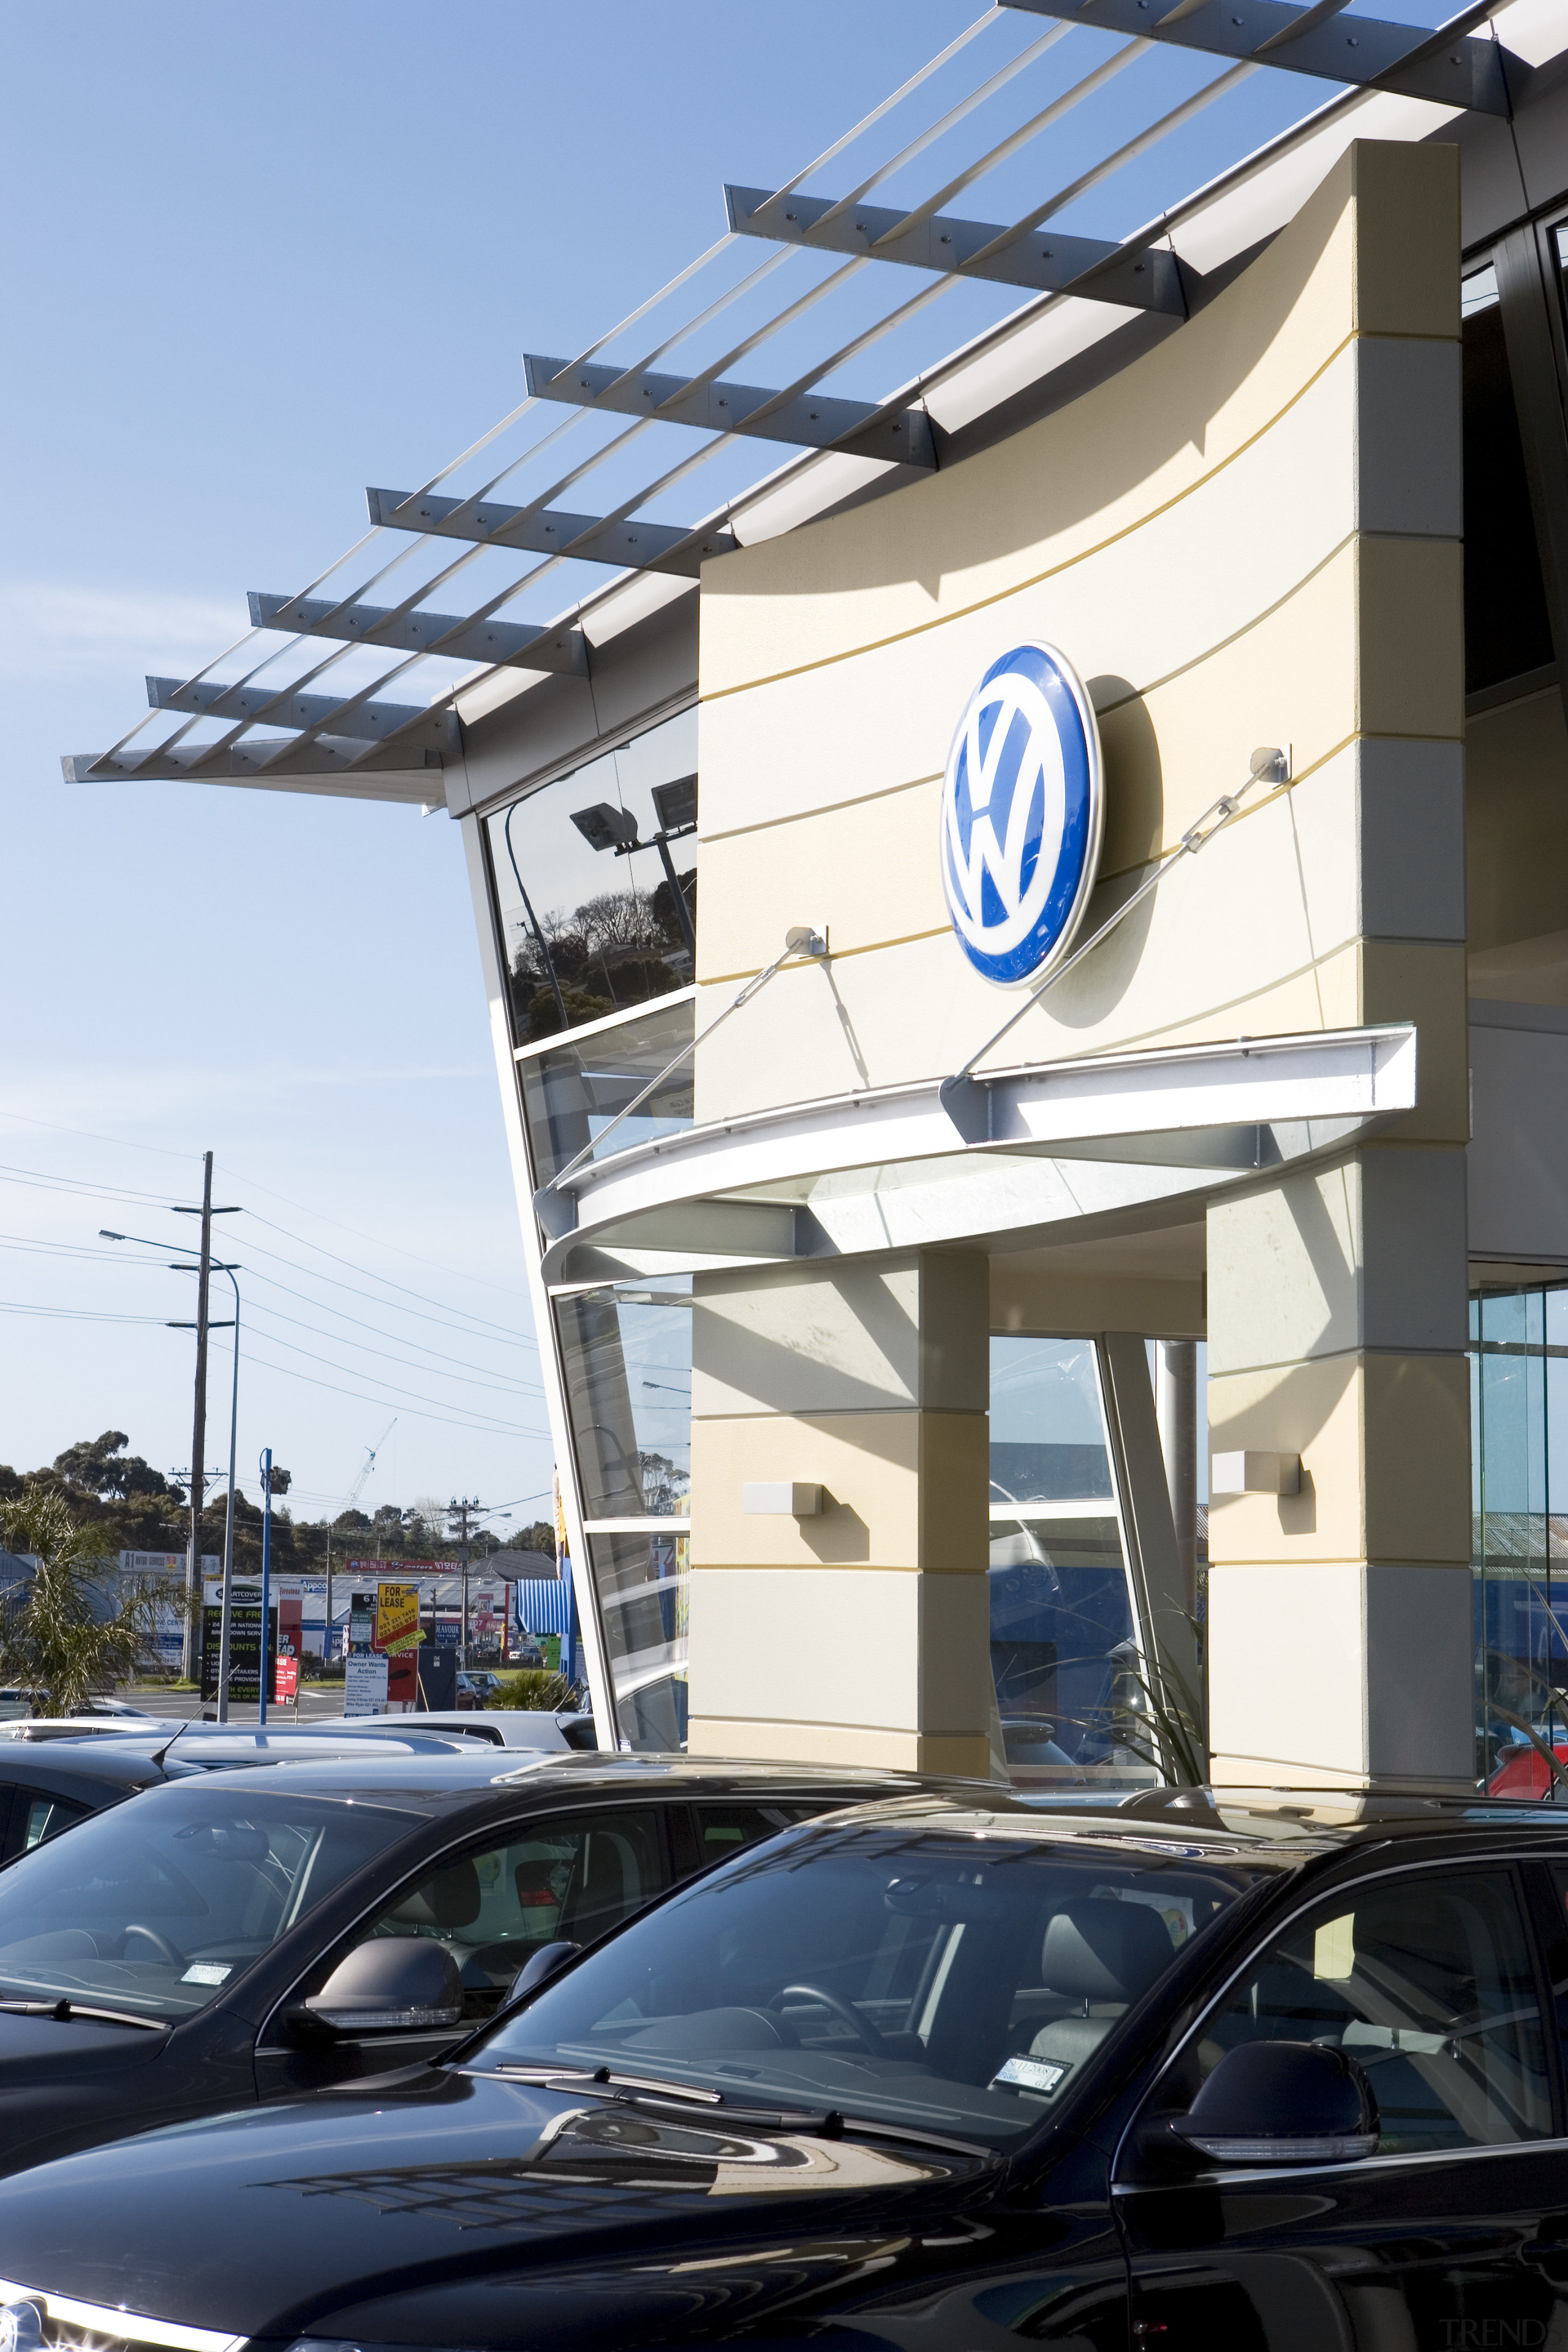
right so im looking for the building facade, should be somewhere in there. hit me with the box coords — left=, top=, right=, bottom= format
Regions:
left=74, top=0, right=1568, bottom=1787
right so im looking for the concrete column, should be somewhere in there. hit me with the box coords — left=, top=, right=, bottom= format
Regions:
left=686, top=1251, right=992, bottom=1774
left=1206, top=1145, right=1472, bottom=1790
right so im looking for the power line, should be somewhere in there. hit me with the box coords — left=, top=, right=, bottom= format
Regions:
left=234, top=1336, right=550, bottom=1439
left=0, top=1110, right=536, bottom=1306
left=0, top=1229, right=546, bottom=1396
left=241, top=1298, right=541, bottom=1403
left=238, top=1211, right=540, bottom=1346
left=232, top=1227, right=540, bottom=1349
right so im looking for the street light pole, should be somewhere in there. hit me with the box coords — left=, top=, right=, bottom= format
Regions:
left=259, top=1449, right=274, bottom=1728
left=175, top=1154, right=213, bottom=1679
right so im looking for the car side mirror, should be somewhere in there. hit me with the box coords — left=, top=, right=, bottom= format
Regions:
left=499, top=1939, right=581, bottom=2015
left=1169, top=2041, right=1379, bottom=2167
left=303, top=1939, right=465, bottom=2035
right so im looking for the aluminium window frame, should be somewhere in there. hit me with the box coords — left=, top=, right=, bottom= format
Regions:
left=1464, top=192, right=1568, bottom=732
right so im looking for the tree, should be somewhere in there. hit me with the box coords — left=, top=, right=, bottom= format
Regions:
left=51, top=1432, right=179, bottom=1502
left=0, top=1489, right=172, bottom=1715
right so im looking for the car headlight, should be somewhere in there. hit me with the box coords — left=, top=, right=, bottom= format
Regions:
left=0, top=2303, right=45, bottom=2352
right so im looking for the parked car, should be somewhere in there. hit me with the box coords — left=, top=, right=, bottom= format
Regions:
left=0, top=1725, right=492, bottom=1852
left=455, top=1671, right=505, bottom=1710
left=0, top=1749, right=960, bottom=2175
left=3, top=1785, right=1567, bottom=2352
left=1488, top=1735, right=1568, bottom=1797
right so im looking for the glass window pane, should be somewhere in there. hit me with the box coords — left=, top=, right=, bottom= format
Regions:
left=482, top=1833, right=1251, bottom=2154
left=588, top=1530, right=688, bottom=1752
left=556, top=1280, right=691, bottom=1520
left=1462, top=265, right=1555, bottom=693
left=990, top=1515, right=1139, bottom=1779
left=518, top=994, right=693, bottom=1187
left=320, top=1809, right=673, bottom=2023
left=22, top=1795, right=85, bottom=1852
left=990, top=1337, right=1111, bottom=1506
left=1202, top=1870, right=1550, bottom=2153
left=1546, top=1285, right=1568, bottom=1350
left=487, top=707, right=698, bottom=1043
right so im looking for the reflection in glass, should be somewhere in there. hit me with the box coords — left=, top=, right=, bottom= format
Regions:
left=989, top=1516, right=1138, bottom=1777
left=519, top=994, right=694, bottom=1187
left=556, top=1280, right=691, bottom=1521
left=589, top=1530, right=688, bottom=1752
left=988, top=1336, right=1144, bottom=1784
left=989, top=1337, right=1112, bottom=1505
left=1472, top=1284, right=1568, bottom=1793
left=488, top=708, right=698, bottom=1043
left=1461, top=261, right=1554, bottom=694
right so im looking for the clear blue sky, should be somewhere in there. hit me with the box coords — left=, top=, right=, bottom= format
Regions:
left=0, top=0, right=1349, bottom=1529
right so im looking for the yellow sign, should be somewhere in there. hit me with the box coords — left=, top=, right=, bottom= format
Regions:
left=375, top=1581, right=421, bottom=1654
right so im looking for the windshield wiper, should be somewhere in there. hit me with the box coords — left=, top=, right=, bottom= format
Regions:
left=0, top=1996, right=168, bottom=2032
left=485, top=2064, right=995, bottom=2158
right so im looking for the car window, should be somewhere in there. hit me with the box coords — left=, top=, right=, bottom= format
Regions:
left=330, top=1806, right=674, bottom=2026
left=1192, top=1868, right=1551, bottom=2155
left=0, top=1786, right=415, bottom=2021
left=475, top=1819, right=1259, bottom=2154
left=668, top=1801, right=825, bottom=1877
left=17, top=1793, right=88, bottom=1855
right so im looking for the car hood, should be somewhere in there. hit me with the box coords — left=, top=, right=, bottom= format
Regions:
left=0, top=2064, right=1000, bottom=2342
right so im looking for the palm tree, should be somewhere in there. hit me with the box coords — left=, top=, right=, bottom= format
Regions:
left=0, top=1487, right=174, bottom=1716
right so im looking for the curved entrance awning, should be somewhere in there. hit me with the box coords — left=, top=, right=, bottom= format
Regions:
left=536, top=1023, right=1417, bottom=1286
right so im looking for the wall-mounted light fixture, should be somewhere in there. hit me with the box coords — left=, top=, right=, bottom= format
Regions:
left=1212, top=1450, right=1302, bottom=1497
left=743, top=1482, right=823, bottom=1517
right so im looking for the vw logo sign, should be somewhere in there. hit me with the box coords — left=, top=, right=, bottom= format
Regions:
left=940, top=641, right=1103, bottom=986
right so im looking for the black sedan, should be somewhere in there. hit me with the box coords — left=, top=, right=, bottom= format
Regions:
left=0, top=1749, right=956, bottom=2175
left=1, top=1786, right=1567, bottom=2352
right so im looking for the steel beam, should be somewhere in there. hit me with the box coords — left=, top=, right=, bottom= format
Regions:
left=146, top=674, right=457, bottom=752
left=62, top=736, right=442, bottom=784
left=521, top=352, right=935, bottom=469
left=724, top=184, right=1186, bottom=314
left=247, top=593, right=587, bottom=676
left=365, top=486, right=737, bottom=576
left=1000, top=0, right=1525, bottom=115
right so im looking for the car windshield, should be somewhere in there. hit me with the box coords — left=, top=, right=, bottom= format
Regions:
left=0, top=1785, right=417, bottom=2020
left=472, top=1809, right=1261, bottom=2152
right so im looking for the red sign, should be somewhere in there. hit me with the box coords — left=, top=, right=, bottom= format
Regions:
left=274, top=1655, right=299, bottom=1703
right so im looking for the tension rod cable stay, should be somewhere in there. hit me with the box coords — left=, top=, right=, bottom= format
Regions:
left=537, top=927, right=830, bottom=1213
left=940, top=744, right=1289, bottom=1125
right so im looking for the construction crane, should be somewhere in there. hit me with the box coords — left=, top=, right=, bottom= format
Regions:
left=322, top=1420, right=398, bottom=1638
left=347, top=1419, right=397, bottom=1513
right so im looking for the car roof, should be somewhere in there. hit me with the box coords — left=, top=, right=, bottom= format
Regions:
left=94, top=1751, right=989, bottom=1811
left=0, top=1740, right=183, bottom=1795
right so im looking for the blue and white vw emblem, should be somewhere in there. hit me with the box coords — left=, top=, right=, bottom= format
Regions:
left=940, top=641, right=1103, bottom=986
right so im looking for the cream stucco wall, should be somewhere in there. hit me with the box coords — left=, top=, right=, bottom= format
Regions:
left=694, top=140, right=1464, bottom=1128
left=687, top=139, right=1472, bottom=1787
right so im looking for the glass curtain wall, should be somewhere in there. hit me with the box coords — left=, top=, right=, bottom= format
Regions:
left=1472, top=1286, right=1568, bottom=1795
left=989, top=1336, right=1151, bottom=1785
left=486, top=706, right=699, bottom=1046
left=554, top=1280, right=693, bottom=1752
left=489, top=706, right=703, bottom=1751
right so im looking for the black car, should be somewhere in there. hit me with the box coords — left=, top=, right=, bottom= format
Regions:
left=3, top=1785, right=1568, bottom=2352
left=0, top=1749, right=957, bottom=2176
left=0, top=1724, right=496, bottom=1855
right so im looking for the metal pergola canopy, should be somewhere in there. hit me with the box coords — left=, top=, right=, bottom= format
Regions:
left=61, top=0, right=1540, bottom=796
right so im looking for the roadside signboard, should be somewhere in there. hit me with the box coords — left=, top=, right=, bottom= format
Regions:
left=344, top=1654, right=389, bottom=1717
left=375, top=1582, right=421, bottom=1654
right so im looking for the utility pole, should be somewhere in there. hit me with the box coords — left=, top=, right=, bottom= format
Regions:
left=175, top=1153, right=213, bottom=1679
left=448, top=1497, right=484, bottom=1670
